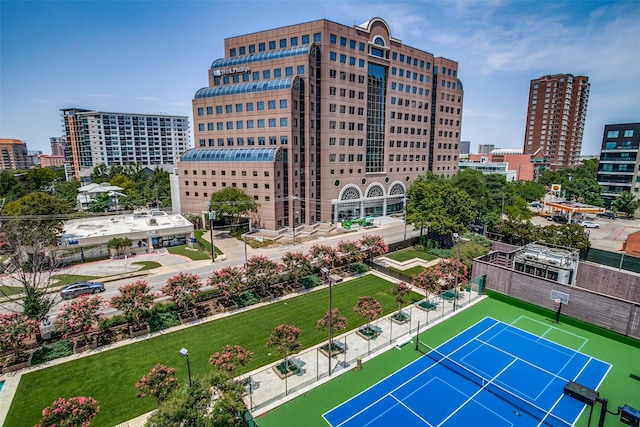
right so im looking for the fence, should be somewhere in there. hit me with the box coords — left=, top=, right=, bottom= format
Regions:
left=243, top=275, right=485, bottom=415
left=585, top=247, right=640, bottom=273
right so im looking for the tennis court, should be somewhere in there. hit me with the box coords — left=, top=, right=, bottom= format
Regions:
left=323, top=317, right=611, bottom=427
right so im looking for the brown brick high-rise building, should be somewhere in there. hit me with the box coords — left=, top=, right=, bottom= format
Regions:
left=181, top=17, right=464, bottom=230
left=523, top=74, right=589, bottom=170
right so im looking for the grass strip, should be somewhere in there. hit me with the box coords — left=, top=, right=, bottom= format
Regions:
left=385, top=249, right=437, bottom=263
left=6, top=275, right=421, bottom=427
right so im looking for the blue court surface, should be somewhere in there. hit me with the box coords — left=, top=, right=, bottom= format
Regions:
left=323, top=317, right=611, bottom=427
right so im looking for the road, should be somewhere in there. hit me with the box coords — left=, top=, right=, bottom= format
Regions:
left=1, top=219, right=422, bottom=325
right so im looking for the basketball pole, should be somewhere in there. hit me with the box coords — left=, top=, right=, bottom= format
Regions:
left=555, top=301, right=563, bottom=323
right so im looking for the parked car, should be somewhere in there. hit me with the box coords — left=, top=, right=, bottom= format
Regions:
left=549, top=215, right=568, bottom=224
left=529, top=202, right=544, bottom=208
left=596, top=211, right=616, bottom=219
left=60, top=281, right=105, bottom=300
left=580, top=220, right=600, bottom=229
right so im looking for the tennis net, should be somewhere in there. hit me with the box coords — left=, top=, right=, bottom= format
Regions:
left=416, top=340, right=571, bottom=427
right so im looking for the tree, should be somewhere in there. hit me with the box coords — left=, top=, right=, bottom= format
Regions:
left=90, top=163, right=110, bottom=183
left=88, top=192, right=111, bottom=213
left=110, top=280, right=157, bottom=330
left=207, top=266, right=245, bottom=302
left=162, top=272, right=202, bottom=312
left=457, top=240, right=492, bottom=269
left=613, top=191, right=639, bottom=217
left=0, top=312, right=39, bottom=362
left=353, top=296, right=383, bottom=334
left=54, top=179, right=80, bottom=207
left=503, top=194, right=532, bottom=223
left=37, top=396, right=99, bottom=427
left=407, top=179, right=476, bottom=237
left=564, top=178, right=605, bottom=206
left=411, top=268, right=442, bottom=302
left=390, top=282, right=411, bottom=318
left=509, top=180, right=546, bottom=203
left=135, top=364, right=179, bottom=406
left=0, top=170, right=26, bottom=203
left=281, top=251, right=312, bottom=287
left=309, top=244, right=339, bottom=270
left=1, top=193, right=72, bottom=322
left=209, top=187, right=259, bottom=225
left=335, top=240, right=364, bottom=266
left=266, top=324, right=302, bottom=374
left=145, top=370, right=246, bottom=427
left=244, top=255, right=282, bottom=296
left=358, top=234, right=389, bottom=263
left=27, top=167, right=58, bottom=192
left=316, top=308, right=347, bottom=356
left=144, top=167, right=171, bottom=208
left=209, top=344, right=253, bottom=378
left=438, top=258, right=469, bottom=289
left=107, top=237, right=131, bottom=256
left=55, top=295, right=104, bottom=345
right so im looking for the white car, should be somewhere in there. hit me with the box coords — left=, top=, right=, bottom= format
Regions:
left=580, top=221, right=600, bottom=229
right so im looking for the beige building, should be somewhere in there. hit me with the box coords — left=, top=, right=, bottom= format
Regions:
left=0, top=139, right=29, bottom=170
left=180, top=17, right=464, bottom=230
left=523, top=74, right=590, bottom=170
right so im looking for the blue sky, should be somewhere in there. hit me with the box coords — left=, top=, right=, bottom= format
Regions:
left=1, top=0, right=639, bottom=156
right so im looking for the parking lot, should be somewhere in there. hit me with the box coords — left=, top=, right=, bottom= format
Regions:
left=530, top=212, right=640, bottom=252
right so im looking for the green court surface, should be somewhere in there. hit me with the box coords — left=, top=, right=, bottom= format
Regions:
left=256, top=297, right=640, bottom=427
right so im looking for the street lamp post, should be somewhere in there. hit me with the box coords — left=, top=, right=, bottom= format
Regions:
left=328, top=277, right=333, bottom=376
left=403, top=194, right=408, bottom=241
left=178, top=347, right=192, bottom=387
left=452, top=233, right=460, bottom=312
left=243, top=233, right=248, bottom=268
left=291, top=195, right=299, bottom=246
left=209, top=211, right=216, bottom=262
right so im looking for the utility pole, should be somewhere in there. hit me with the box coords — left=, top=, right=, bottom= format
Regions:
left=209, top=210, right=216, bottom=262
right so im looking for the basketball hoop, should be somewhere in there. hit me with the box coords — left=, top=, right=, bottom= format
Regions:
left=554, top=298, right=561, bottom=307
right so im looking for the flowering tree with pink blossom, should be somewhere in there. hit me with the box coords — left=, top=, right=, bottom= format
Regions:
left=162, top=272, right=202, bottom=312
left=36, top=396, right=99, bottom=427
left=316, top=308, right=347, bottom=356
left=359, top=234, right=389, bottom=264
left=55, top=295, right=104, bottom=345
left=0, top=311, right=39, bottom=362
left=135, top=364, right=179, bottom=406
left=266, top=324, right=302, bottom=375
left=412, top=267, right=442, bottom=302
left=110, top=280, right=157, bottom=330
left=281, top=251, right=312, bottom=287
left=336, top=240, right=364, bottom=266
left=207, top=266, right=245, bottom=303
left=437, top=258, right=469, bottom=290
left=353, top=296, right=383, bottom=335
left=209, top=344, right=253, bottom=378
left=309, top=244, right=339, bottom=270
left=245, top=255, right=282, bottom=296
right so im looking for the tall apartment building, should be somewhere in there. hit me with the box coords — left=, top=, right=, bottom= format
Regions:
left=477, top=144, right=495, bottom=154
left=523, top=74, right=590, bottom=170
left=50, top=136, right=67, bottom=157
left=61, top=108, right=190, bottom=179
left=460, top=141, right=470, bottom=155
left=597, top=123, right=640, bottom=206
left=0, top=139, right=29, bottom=171
left=180, top=17, right=464, bottom=230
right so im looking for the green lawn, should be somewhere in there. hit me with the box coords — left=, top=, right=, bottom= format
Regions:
left=385, top=248, right=437, bottom=263
left=51, top=274, right=101, bottom=286
left=167, top=244, right=212, bottom=261
left=130, top=261, right=161, bottom=271
left=0, top=285, right=23, bottom=296
left=389, top=265, right=428, bottom=277
left=6, top=275, right=421, bottom=427
left=257, top=297, right=640, bottom=427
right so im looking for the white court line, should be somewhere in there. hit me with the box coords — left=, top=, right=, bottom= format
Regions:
left=330, top=319, right=504, bottom=427
left=512, top=315, right=589, bottom=351
left=323, top=317, right=500, bottom=424
left=436, top=358, right=518, bottom=426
